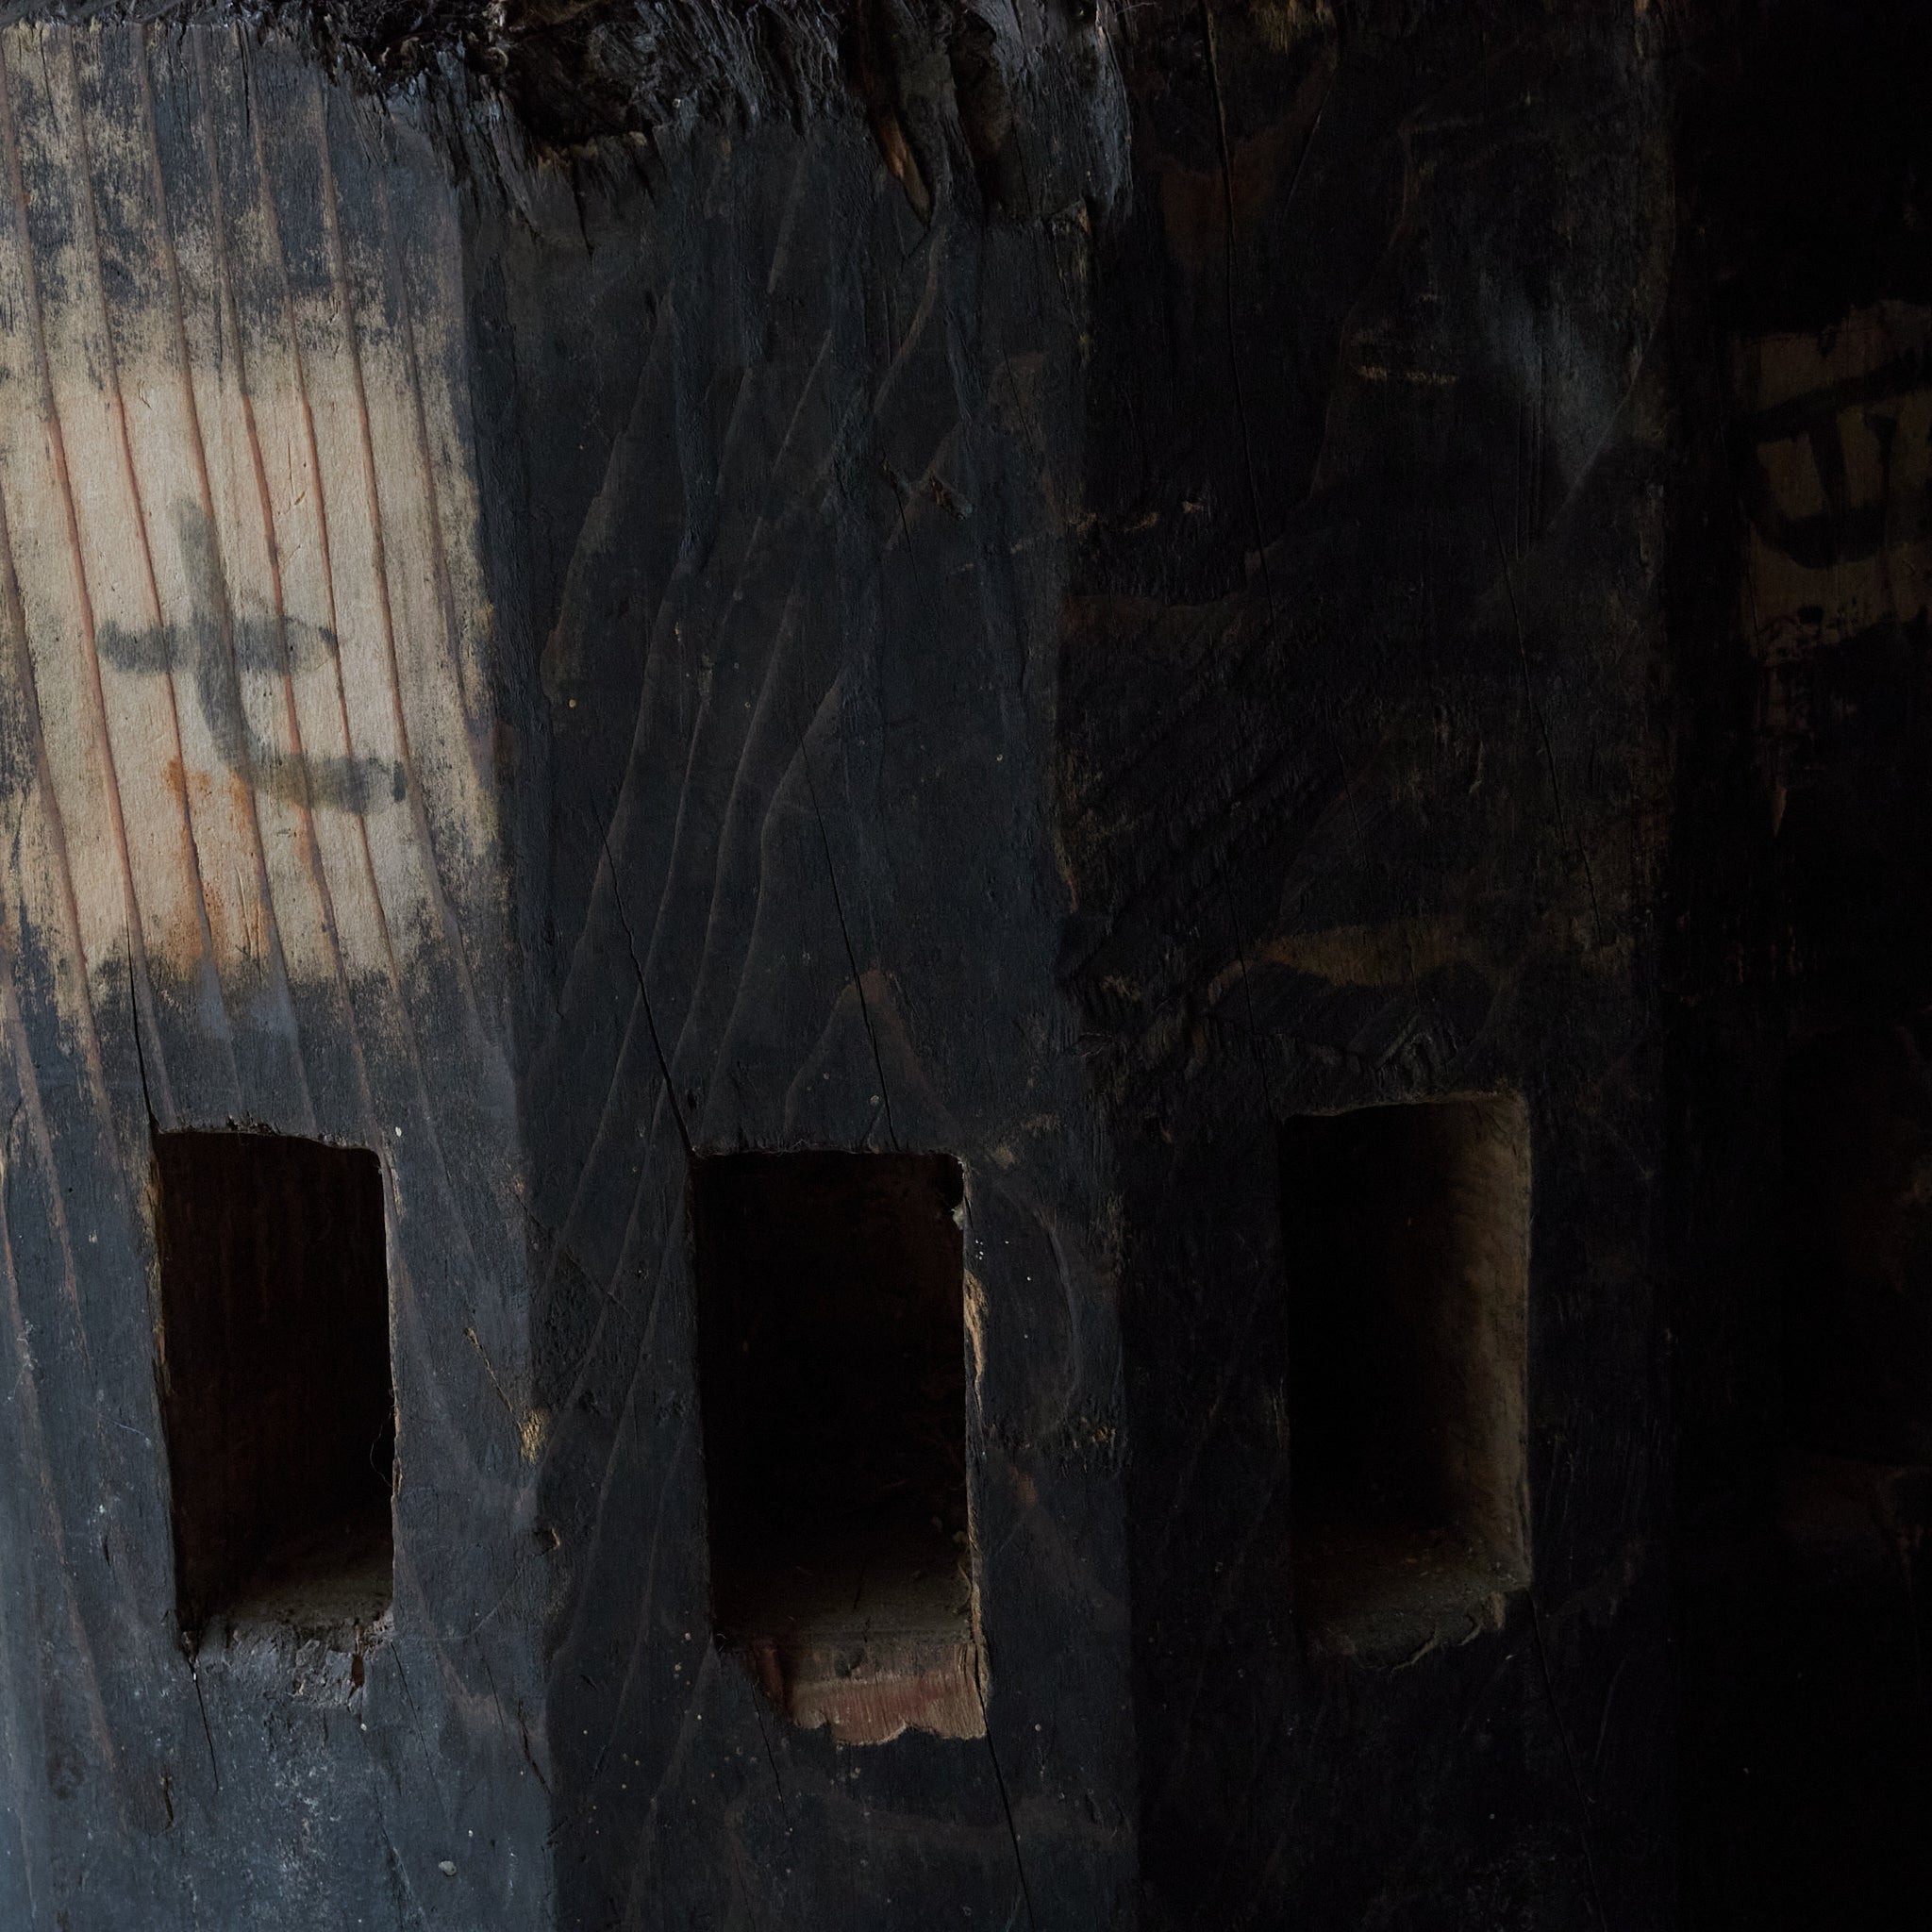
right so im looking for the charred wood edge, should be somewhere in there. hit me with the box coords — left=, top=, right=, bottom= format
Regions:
left=0, top=0, right=1126, bottom=189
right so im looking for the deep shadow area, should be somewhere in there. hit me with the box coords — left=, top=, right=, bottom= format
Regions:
left=691, top=1151, right=978, bottom=1740
left=1783, top=1022, right=1932, bottom=1467
left=1281, top=1097, right=1531, bottom=1648
left=1695, top=1021, right=1932, bottom=1924
left=154, top=1131, right=393, bottom=1638
left=1671, top=6, right=1932, bottom=1920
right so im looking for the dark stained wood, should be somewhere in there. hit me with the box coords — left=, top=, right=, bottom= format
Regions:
left=0, top=1, right=1924, bottom=1927
left=475, top=68, right=1135, bottom=1923
left=0, top=20, right=545, bottom=1926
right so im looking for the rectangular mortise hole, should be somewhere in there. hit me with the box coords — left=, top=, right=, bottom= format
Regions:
left=155, top=1130, right=394, bottom=1637
left=691, top=1150, right=979, bottom=1740
left=1281, top=1095, right=1531, bottom=1642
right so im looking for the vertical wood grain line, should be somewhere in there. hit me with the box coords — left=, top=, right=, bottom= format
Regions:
left=55, top=29, right=242, bottom=1107
left=132, top=23, right=313, bottom=1133
left=0, top=886, right=151, bottom=1663
left=0, top=1063, right=121, bottom=1784
left=0, top=469, right=113, bottom=1122
left=242, top=58, right=414, bottom=1070
left=370, top=160, right=490, bottom=785
left=0, top=910, right=97, bottom=1363
left=245, top=59, right=495, bottom=1420
left=0, top=30, right=175, bottom=1123
left=312, top=80, right=488, bottom=1041
left=190, top=28, right=376, bottom=1138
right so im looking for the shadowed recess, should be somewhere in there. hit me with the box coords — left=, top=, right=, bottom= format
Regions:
left=154, top=1130, right=394, bottom=1639
left=1781, top=1020, right=1932, bottom=1466
left=691, top=1150, right=982, bottom=1743
left=1281, top=1095, right=1531, bottom=1653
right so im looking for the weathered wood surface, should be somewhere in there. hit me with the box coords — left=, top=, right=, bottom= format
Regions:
left=16, top=0, right=1921, bottom=1926
left=1056, top=8, right=1679, bottom=1924
left=0, top=20, right=544, bottom=1926
left=0, top=6, right=1139, bottom=1926
left=472, top=49, right=1137, bottom=1924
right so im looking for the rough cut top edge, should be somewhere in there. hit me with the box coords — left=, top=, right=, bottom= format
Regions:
left=0, top=1, right=862, bottom=151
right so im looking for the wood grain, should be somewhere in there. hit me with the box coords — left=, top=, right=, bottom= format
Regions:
left=0, top=22, right=545, bottom=1926
left=0, top=11, right=1135, bottom=1927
